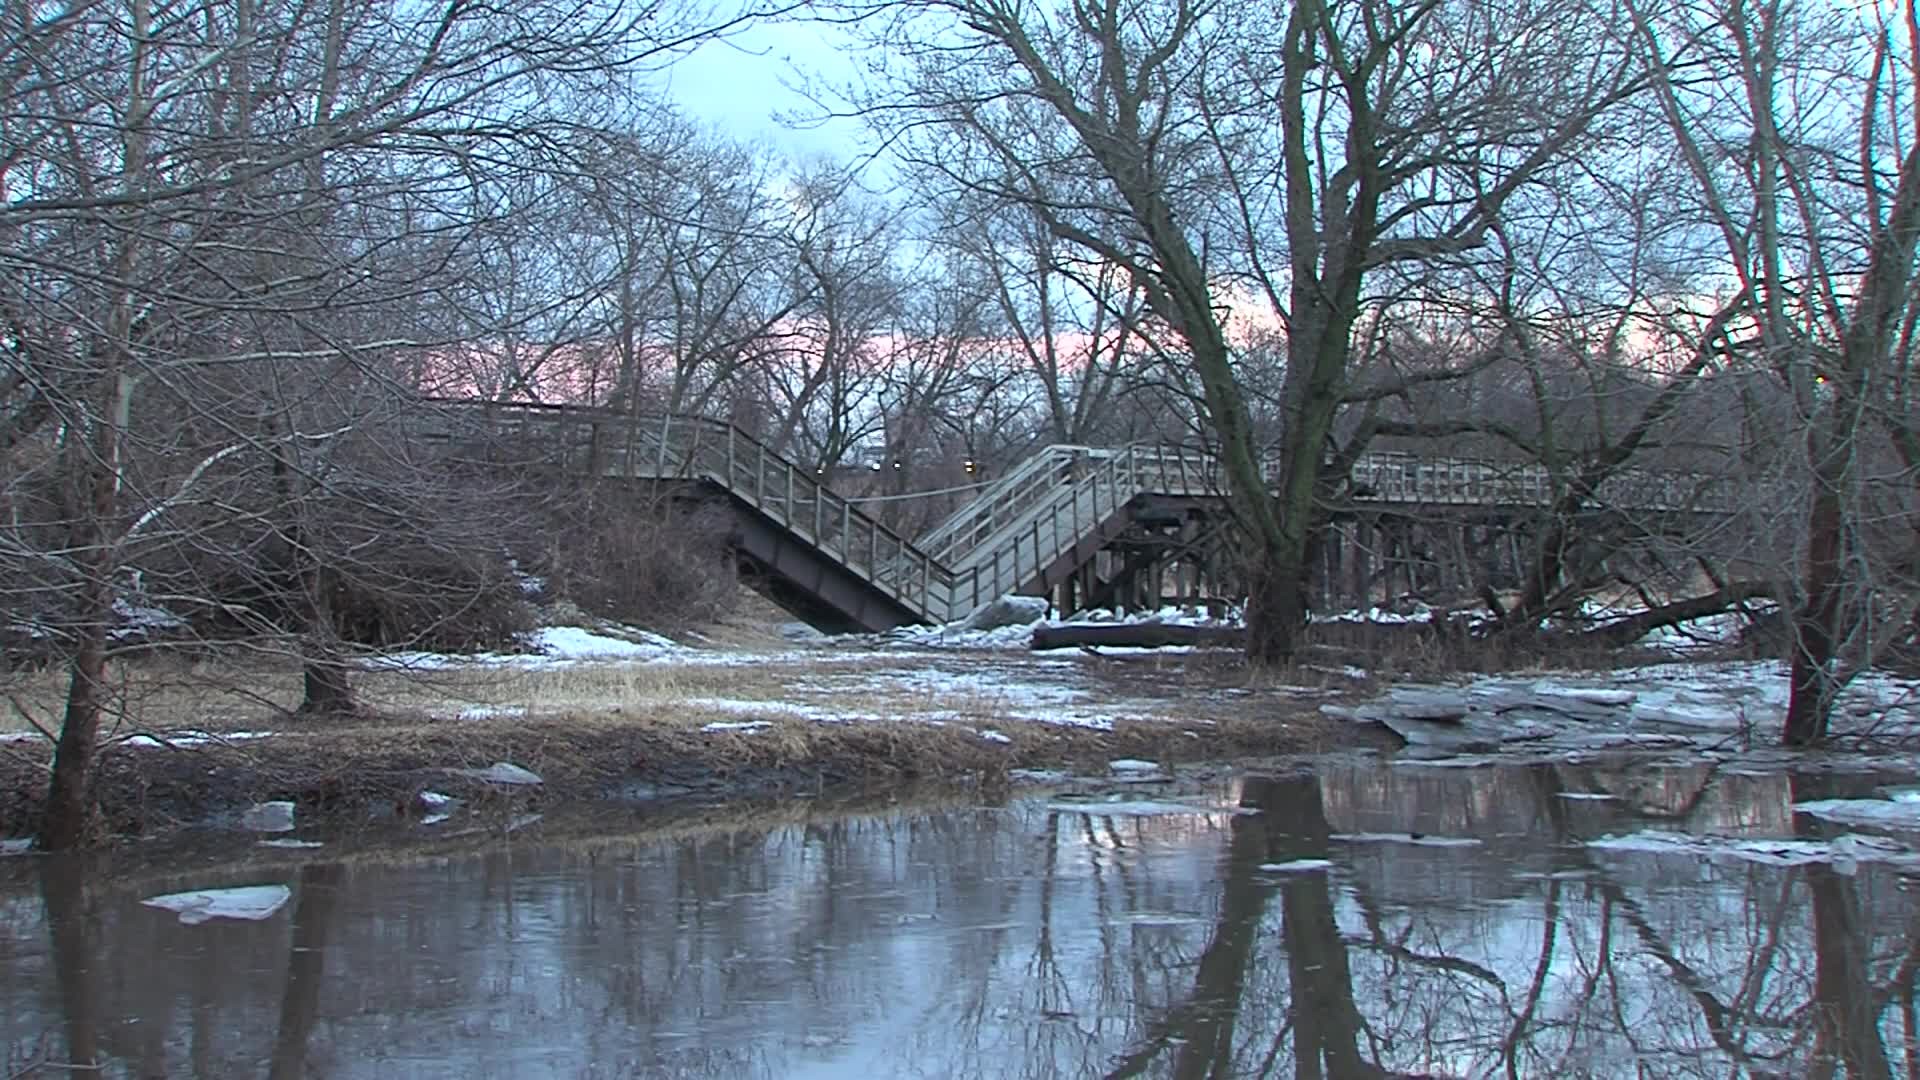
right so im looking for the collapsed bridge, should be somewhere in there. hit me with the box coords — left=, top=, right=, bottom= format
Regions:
left=421, top=401, right=1733, bottom=633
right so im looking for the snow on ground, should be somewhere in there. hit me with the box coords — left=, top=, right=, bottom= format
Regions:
left=369, top=624, right=690, bottom=670
left=120, top=730, right=276, bottom=749
left=1310, top=605, right=1435, bottom=625
left=457, top=705, right=528, bottom=722
left=875, top=603, right=1243, bottom=652
left=109, top=597, right=190, bottom=641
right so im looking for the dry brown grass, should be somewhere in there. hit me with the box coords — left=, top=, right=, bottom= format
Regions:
left=0, top=643, right=1364, bottom=843
left=3, top=644, right=1334, bottom=737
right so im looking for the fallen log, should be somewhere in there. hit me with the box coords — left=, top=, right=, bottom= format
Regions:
left=1030, top=622, right=1247, bottom=651
left=1585, top=580, right=1776, bottom=649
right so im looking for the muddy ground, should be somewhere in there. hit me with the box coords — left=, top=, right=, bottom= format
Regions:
left=1, top=646, right=1370, bottom=845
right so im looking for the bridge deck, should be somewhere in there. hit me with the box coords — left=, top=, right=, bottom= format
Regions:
left=421, top=401, right=1728, bottom=631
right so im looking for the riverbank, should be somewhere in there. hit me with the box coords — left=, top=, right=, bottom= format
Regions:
left=0, top=641, right=1361, bottom=845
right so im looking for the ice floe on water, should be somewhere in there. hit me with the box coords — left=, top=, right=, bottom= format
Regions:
left=1795, top=798, right=1920, bottom=829
left=1332, top=832, right=1482, bottom=847
left=1590, top=829, right=1920, bottom=870
left=141, top=884, right=291, bottom=925
left=1326, top=658, right=1920, bottom=762
left=1045, top=798, right=1257, bottom=817
left=1259, top=859, right=1334, bottom=873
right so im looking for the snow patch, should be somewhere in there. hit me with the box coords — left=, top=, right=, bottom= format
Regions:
left=702, top=720, right=773, bottom=734
left=456, top=705, right=527, bottom=722
left=527, top=625, right=679, bottom=659
left=979, top=729, right=1012, bottom=744
left=118, top=729, right=276, bottom=749
left=110, top=596, right=189, bottom=640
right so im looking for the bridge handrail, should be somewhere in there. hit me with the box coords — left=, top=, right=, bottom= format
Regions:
left=418, top=399, right=1732, bottom=625
left=1341, top=449, right=1732, bottom=512
left=422, top=398, right=954, bottom=616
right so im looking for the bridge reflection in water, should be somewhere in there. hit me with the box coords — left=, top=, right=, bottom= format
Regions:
left=2, top=758, right=1910, bottom=1078
left=424, top=401, right=1734, bottom=633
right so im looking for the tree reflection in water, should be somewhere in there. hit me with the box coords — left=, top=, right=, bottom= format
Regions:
left=2, top=762, right=1919, bottom=1077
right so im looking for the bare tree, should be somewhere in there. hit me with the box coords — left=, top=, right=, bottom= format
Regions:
left=2, top=0, right=798, bottom=848
left=829, top=0, right=1650, bottom=661
left=1632, top=0, right=1920, bottom=742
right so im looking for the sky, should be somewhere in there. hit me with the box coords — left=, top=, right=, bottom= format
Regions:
left=656, top=20, right=870, bottom=164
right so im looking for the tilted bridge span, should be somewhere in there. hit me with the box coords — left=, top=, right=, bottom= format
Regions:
left=421, top=401, right=1730, bottom=633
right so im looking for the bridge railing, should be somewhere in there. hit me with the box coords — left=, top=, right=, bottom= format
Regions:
left=920, top=443, right=1223, bottom=614
left=424, top=400, right=953, bottom=620
left=1341, top=450, right=1732, bottom=513
left=420, top=399, right=1731, bottom=626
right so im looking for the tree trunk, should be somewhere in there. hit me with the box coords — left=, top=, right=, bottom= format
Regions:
left=1785, top=453, right=1846, bottom=746
left=1246, top=552, right=1308, bottom=663
left=299, top=659, right=357, bottom=716
left=40, top=629, right=108, bottom=851
left=40, top=401, right=123, bottom=851
left=297, top=570, right=357, bottom=716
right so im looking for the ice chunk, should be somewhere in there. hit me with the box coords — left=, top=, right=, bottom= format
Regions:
left=1331, top=833, right=1482, bottom=848
left=1259, top=859, right=1334, bottom=873
left=240, top=801, right=295, bottom=833
left=1108, top=759, right=1160, bottom=773
left=452, top=762, right=543, bottom=785
left=1590, top=829, right=1920, bottom=868
left=1795, top=799, right=1920, bottom=829
left=142, top=884, right=292, bottom=925
left=1046, top=799, right=1254, bottom=817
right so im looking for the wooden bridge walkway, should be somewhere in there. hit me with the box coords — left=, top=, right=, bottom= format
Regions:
left=421, top=401, right=1729, bottom=633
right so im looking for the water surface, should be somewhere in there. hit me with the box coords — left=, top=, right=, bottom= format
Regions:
left=4, top=759, right=1917, bottom=1078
